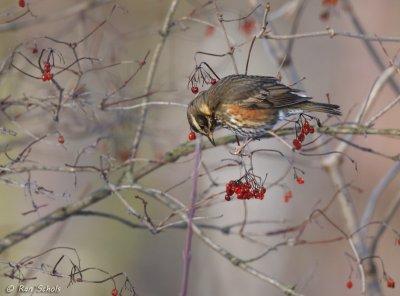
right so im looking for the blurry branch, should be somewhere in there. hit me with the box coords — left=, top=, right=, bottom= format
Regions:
left=2, top=125, right=399, bottom=253
left=0, top=188, right=111, bottom=253
left=180, top=137, right=201, bottom=296
left=214, top=1, right=239, bottom=74
left=264, top=28, right=400, bottom=43
left=360, top=162, right=400, bottom=239
left=341, top=0, right=400, bottom=95
left=130, top=0, right=181, bottom=172
left=369, top=191, right=400, bottom=255
left=0, top=125, right=398, bottom=176
left=0, top=0, right=115, bottom=31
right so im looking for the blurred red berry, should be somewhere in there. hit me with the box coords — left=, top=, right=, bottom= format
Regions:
left=240, top=19, right=256, bottom=36
left=320, top=10, right=330, bottom=21
left=225, top=195, right=231, bottom=201
left=387, top=278, right=395, bottom=288
left=296, top=177, right=305, bottom=184
left=205, top=25, right=215, bottom=37
left=346, top=281, right=353, bottom=289
left=309, top=126, right=315, bottom=134
left=297, top=133, right=305, bottom=142
left=188, top=131, right=196, bottom=141
left=111, top=288, right=118, bottom=296
left=58, top=135, right=65, bottom=144
left=293, top=139, right=302, bottom=150
left=322, top=0, right=338, bottom=6
left=210, top=78, right=217, bottom=85
left=302, top=125, right=310, bottom=135
left=18, top=0, right=25, bottom=8
left=191, top=86, right=199, bottom=94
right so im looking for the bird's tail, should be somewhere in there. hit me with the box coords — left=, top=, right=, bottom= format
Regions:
left=299, top=101, right=342, bottom=116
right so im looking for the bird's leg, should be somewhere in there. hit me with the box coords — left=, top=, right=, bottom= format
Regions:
left=235, top=135, right=240, bottom=146
left=232, top=136, right=253, bottom=155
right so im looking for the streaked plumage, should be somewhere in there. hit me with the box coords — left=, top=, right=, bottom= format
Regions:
left=187, top=74, right=341, bottom=145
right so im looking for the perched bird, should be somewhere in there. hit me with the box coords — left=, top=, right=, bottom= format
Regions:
left=187, top=74, right=341, bottom=145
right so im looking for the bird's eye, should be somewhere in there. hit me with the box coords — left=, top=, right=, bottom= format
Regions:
left=197, top=115, right=208, bottom=130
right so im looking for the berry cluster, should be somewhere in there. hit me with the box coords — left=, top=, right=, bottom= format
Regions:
left=191, top=78, right=217, bottom=94
left=41, top=62, right=53, bottom=82
left=225, top=180, right=266, bottom=201
left=18, top=0, right=25, bottom=8
left=293, top=118, right=315, bottom=150
left=188, top=62, right=219, bottom=94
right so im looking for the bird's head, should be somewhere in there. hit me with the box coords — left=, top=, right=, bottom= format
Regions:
left=187, top=92, right=217, bottom=145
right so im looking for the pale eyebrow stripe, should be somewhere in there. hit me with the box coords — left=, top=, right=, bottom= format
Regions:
left=190, top=114, right=202, bottom=132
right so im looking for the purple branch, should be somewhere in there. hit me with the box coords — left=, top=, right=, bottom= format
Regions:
left=179, top=138, right=201, bottom=296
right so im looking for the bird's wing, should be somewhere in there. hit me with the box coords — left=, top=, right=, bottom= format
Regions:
left=214, top=75, right=312, bottom=109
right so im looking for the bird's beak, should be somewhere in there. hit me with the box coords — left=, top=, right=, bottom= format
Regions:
left=207, top=132, right=216, bottom=146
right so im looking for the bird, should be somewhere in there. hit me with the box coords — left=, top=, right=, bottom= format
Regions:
left=187, top=74, right=341, bottom=145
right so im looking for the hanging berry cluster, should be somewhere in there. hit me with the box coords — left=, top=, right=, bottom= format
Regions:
left=41, top=61, right=53, bottom=82
left=224, top=179, right=266, bottom=201
left=188, top=62, right=219, bottom=94
left=293, top=116, right=316, bottom=150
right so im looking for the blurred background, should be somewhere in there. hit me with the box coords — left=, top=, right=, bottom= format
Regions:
left=0, top=0, right=399, bottom=295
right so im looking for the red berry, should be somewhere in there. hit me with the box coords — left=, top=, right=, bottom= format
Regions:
left=284, top=195, right=290, bottom=203
left=387, top=278, right=395, bottom=288
left=240, top=19, right=255, bottom=36
left=286, top=190, right=292, bottom=198
left=46, top=72, right=53, bottom=80
left=32, top=48, right=38, bottom=54
left=191, top=86, right=199, bottom=94
left=58, top=135, right=65, bottom=144
left=188, top=131, right=196, bottom=141
left=234, top=186, right=241, bottom=195
left=302, top=125, right=310, bottom=135
left=320, top=10, right=330, bottom=21
left=18, top=0, right=25, bottom=8
left=41, top=74, right=47, bottom=81
left=309, top=126, right=315, bottom=134
left=205, top=25, right=215, bottom=37
left=225, top=195, right=231, bottom=201
left=258, top=193, right=264, bottom=200
left=322, top=0, right=338, bottom=6
left=260, top=186, right=266, bottom=194
left=346, top=281, right=353, bottom=289
left=303, top=120, right=310, bottom=127
left=296, top=177, right=304, bottom=184
left=297, top=133, right=305, bottom=142
left=293, top=139, right=302, bottom=150
left=44, top=62, right=51, bottom=73
left=210, top=78, right=217, bottom=85
left=111, top=288, right=118, bottom=296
